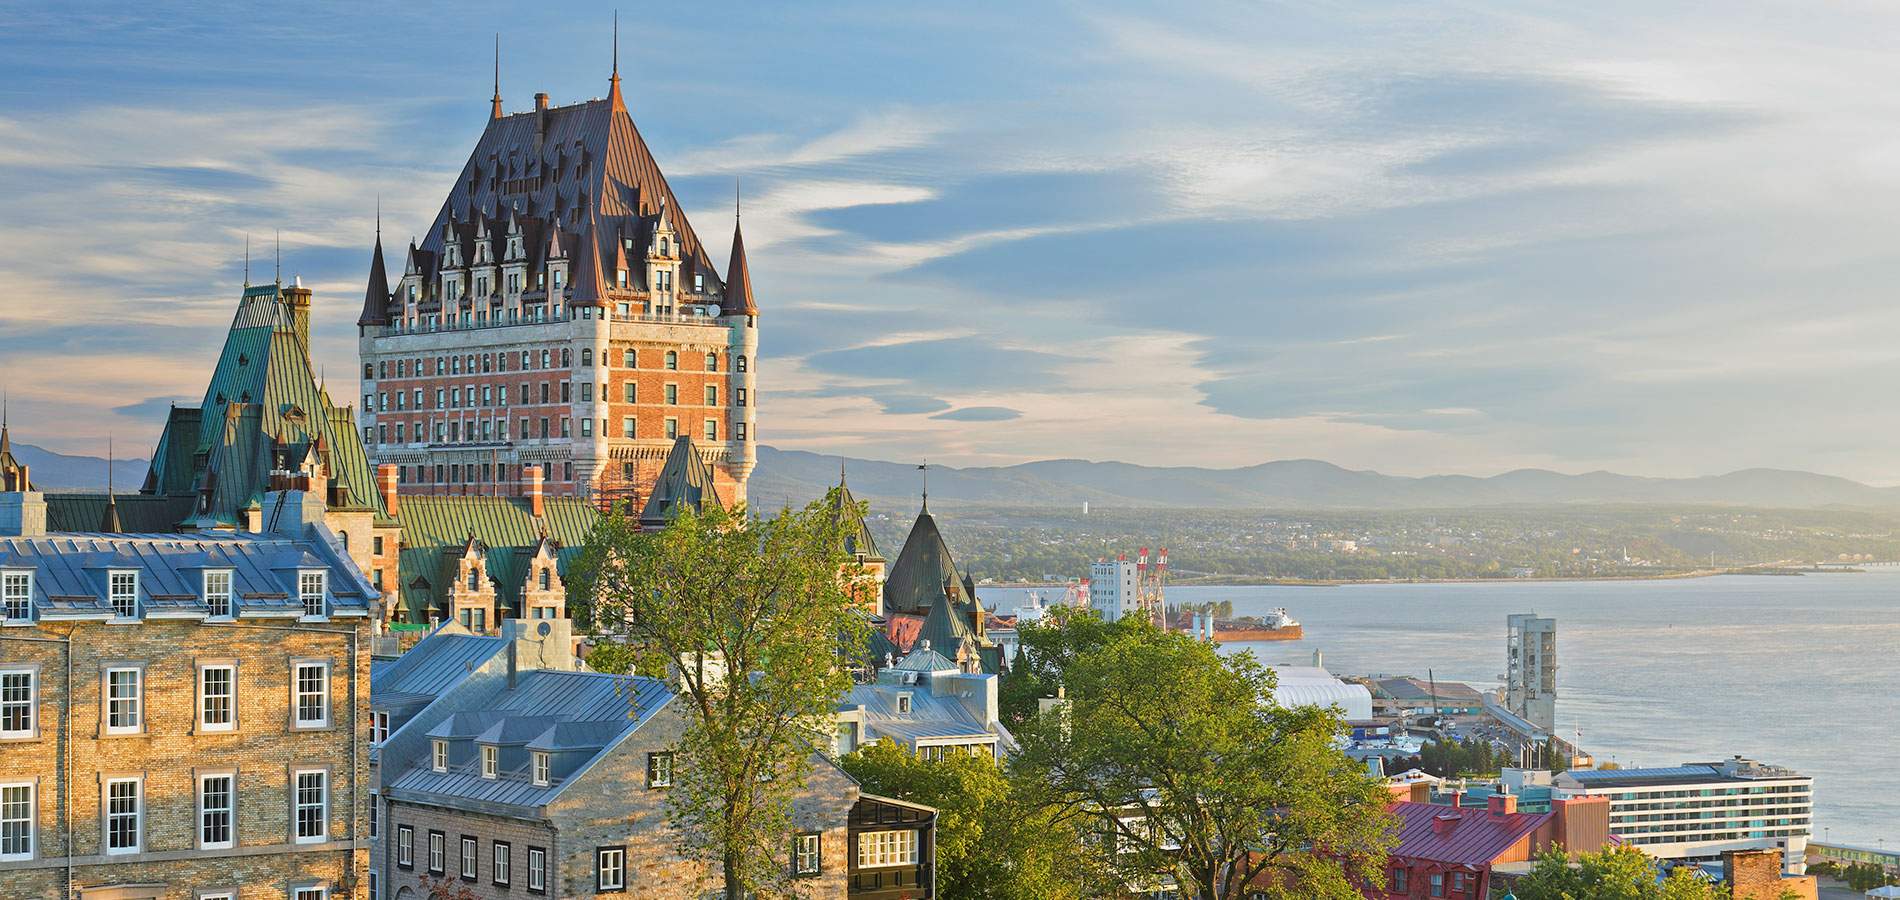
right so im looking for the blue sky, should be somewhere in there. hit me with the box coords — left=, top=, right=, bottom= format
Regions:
left=5, top=1, right=1900, bottom=481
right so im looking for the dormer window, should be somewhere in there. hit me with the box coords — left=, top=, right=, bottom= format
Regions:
left=467, top=569, right=480, bottom=591
left=616, top=269, right=628, bottom=288
left=481, top=745, right=498, bottom=779
left=203, top=569, right=233, bottom=618
left=108, top=571, right=138, bottom=620
left=659, top=236, right=669, bottom=256
left=539, top=569, right=551, bottom=590
left=432, top=740, right=448, bottom=772
left=298, top=570, right=327, bottom=618
left=532, top=751, right=550, bottom=787
left=2, top=571, right=31, bottom=621
left=895, top=692, right=912, bottom=715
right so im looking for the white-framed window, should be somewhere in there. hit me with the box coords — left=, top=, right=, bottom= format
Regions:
left=794, top=832, right=821, bottom=875
left=0, top=782, right=33, bottom=860
left=648, top=751, right=673, bottom=787
left=531, top=751, right=550, bottom=786
left=493, top=840, right=511, bottom=885
left=856, top=829, right=918, bottom=868
left=431, top=739, right=448, bottom=772
left=108, top=570, right=138, bottom=619
left=480, top=745, right=498, bottom=779
left=299, top=570, right=327, bottom=617
left=368, top=792, right=378, bottom=838
left=199, top=664, right=235, bottom=732
left=371, top=710, right=389, bottom=745
left=293, top=662, right=328, bottom=728
left=203, top=569, right=233, bottom=618
left=292, top=887, right=326, bottom=900
left=1, top=571, right=30, bottom=620
left=293, top=769, right=327, bottom=843
left=895, top=692, right=912, bottom=715
left=104, top=776, right=141, bottom=854
left=0, top=669, right=33, bottom=738
left=527, top=846, right=546, bottom=891
left=105, top=667, right=141, bottom=734
left=596, top=846, right=626, bottom=891
left=198, top=772, right=234, bottom=849
left=461, top=835, right=477, bottom=878
left=368, top=871, right=379, bottom=900
left=396, top=824, right=413, bottom=867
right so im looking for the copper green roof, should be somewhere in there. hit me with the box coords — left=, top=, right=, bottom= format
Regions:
left=44, top=494, right=194, bottom=534
left=391, top=496, right=597, bottom=623
left=833, top=474, right=881, bottom=562
left=883, top=507, right=961, bottom=617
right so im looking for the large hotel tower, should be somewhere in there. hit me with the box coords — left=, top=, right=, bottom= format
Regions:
left=355, top=58, right=758, bottom=509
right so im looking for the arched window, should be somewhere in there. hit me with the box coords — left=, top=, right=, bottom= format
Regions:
left=622, top=348, right=636, bottom=368
left=705, top=352, right=718, bottom=371
left=736, top=355, right=748, bottom=373
left=562, top=348, right=572, bottom=368
left=581, top=348, right=594, bottom=367
left=451, top=356, right=461, bottom=374
left=664, top=351, right=677, bottom=371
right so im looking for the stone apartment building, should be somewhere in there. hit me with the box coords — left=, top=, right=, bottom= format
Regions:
left=0, top=448, right=376, bottom=900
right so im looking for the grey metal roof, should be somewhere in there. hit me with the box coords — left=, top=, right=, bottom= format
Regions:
left=845, top=680, right=998, bottom=748
left=370, top=630, right=508, bottom=707
left=891, top=648, right=956, bottom=673
left=0, top=530, right=373, bottom=622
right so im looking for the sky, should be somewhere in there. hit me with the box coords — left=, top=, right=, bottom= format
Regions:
left=5, top=1, right=1900, bottom=481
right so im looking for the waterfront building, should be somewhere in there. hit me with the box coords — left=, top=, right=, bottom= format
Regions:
left=836, top=644, right=1015, bottom=762
left=1374, top=677, right=1485, bottom=717
left=1551, top=756, right=1813, bottom=874
left=0, top=451, right=375, bottom=900
left=1087, top=555, right=1138, bottom=623
left=355, top=61, right=759, bottom=512
left=1265, top=664, right=1374, bottom=720
left=1365, top=794, right=1611, bottom=900
left=1504, top=614, right=1557, bottom=733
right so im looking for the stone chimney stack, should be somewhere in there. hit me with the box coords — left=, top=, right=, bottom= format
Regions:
left=0, top=488, right=46, bottom=537
left=535, top=92, right=550, bottom=112
left=377, top=463, right=400, bottom=517
left=1488, top=793, right=1518, bottom=820
left=525, top=464, right=544, bottom=517
left=282, top=279, right=314, bottom=351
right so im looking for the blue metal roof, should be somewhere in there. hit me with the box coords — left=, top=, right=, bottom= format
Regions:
left=370, top=630, right=508, bottom=706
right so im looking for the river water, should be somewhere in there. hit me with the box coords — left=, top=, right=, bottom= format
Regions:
left=977, top=570, right=1900, bottom=846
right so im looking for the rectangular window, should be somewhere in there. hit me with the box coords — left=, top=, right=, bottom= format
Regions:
left=108, top=571, right=137, bottom=619
left=493, top=840, right=512, bottom=885
left=199, top=664, right=235, bottom=731
left=1392, top=868, right=1408, bottom=892
left=737, top=422, right=747, bottom=441
left=623, top=382, right=636, bottom=403
left=597, top=846, right=626, bottom=891
left=461, top=835, right=477, bottom=879
left=528, top=846, right=546, bottom=891
left=794, top=832, right=821, bottom=876
left=664, top=418, right=678, bottom=439
left=0, top=783, right=32, bottom=860
left=104, top=777, right=140, bottom=854
left=857, top=829, right=918, bottom=868
left=2, top=572, right=29, bottom=620
left=580, top=417, right=593, bottom=437
left=293, top=887, right=325, bottom=900
left=664, top=383, right=677, bottom=405
left=621, top=417, right=635, bottom=438
left=481, top=745, right=498, bottom=779
left=581, top=382, right=593, bottom=402
left=648, top=752, right=673, bottom=788
left=428, top=830, right=445, bottom=874
left=0, top=670, right=32, bottom=738
left=369, top=792, right=378, bottom=838
left=105, top=667, right=141, bottom=734
left=532, top=751, right=550, bottom=786
left=294, top=769, right=327, bottom=842
left=397, top=825, right=414, bottom=868
left=294, top=662, right=329, bottom=728
left=432, top=739, right=448, bottom=772
left=299, top=570, right=326, bottom=617
left=203, top=569, right=232, bottom=618
left=1431, top=872, right=1445, bottom=897
left=704, top=419, right=717, bottom=441
left=705, top=384, right=718, bottom=406
left=199, top=773, right=234, bottom=849
left=372, top=710, right=389, bottom=745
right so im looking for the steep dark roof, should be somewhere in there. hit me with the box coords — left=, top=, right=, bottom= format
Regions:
left=357, top=232, right=391, bottom=326
left=724, top=218, right=757, bottom=316
left=0, top=419, right=28, bottom=491
left=639, top=436, right=721, bottom=528
left=882, top=508, right=960, bottom=617
left=832, top=473, right=881, bottom=562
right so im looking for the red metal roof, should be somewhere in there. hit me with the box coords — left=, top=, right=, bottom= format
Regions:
left=1386, top=801, right=1552, bottom=868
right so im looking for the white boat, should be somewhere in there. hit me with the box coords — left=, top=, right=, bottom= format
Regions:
left=1263, top=607, right=1300, bottom=629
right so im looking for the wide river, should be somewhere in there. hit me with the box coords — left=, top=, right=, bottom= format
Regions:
left=977, top=570, right=1899, bottom=846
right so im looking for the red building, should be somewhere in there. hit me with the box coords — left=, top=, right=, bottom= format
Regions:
left=1369, top=794, right=1611, bottom=900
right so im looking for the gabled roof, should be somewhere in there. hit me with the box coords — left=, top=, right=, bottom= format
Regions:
left=392, top=496, right=595, bottom=623
left=639, top=435, right=720, bottom=528
left=1386, top=801, right=1552, bottom=867
left=370, top=627, right=508, bottom=708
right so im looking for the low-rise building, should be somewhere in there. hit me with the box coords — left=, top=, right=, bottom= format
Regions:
left=1370, top=794, right=1611, bottom=900
left=1267, top=665, right=1374, bottom=720
left=837, top=645, right=1014, bottom=762
left=1552, top=757, right=1813, bottom=874
left=1374, top=677, right=1485, bottom=717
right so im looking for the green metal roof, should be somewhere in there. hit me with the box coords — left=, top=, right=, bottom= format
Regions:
left=391, top=496, right=598, bottom=623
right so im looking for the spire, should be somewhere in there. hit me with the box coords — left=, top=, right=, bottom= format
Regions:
left=918, top=459, right=929, bottom=512
left=608, top=11, right=624, bottom=109
left=490, top=34, right=503, bottom=120
left=274, top=229, right=282, bottom=286
left=244, top=234, right=251, bottom=287
left=723, top=190, right=758, bottom=316
left=358, top=210, right=392, bottom=326
left=100, top=435, right=121, bottom=533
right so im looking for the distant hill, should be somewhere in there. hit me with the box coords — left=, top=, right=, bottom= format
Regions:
left=12, top=444, right=152, bottom=492
left=751, top=445, right=1900, bottom=510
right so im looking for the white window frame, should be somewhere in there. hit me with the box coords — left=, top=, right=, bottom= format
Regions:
left=396, top=824, right=413, bottom=867
left=104, top=667, right=141, bottom=735
left=202, top=569, right=233, bottom=619
left=794, top=832, right=821, bottom=875
left=293, top=769, right=327, bottom=844
left=431, top=740, right=448, bottom=772
left=527, top=846, right=546, bottom=890
left=371, top=710, right=389, bottom=745
left=292, top=887, right=326, bottom=900
left=461, top=835, right=477, bottom=878
left=429, top=830, right=446, bottom=874
left=108, top=570, right=138, bottom=620
left=648, top=751, right=673, bottom=788
left=493, top=839, right=511, bottom=885
left=0, top=668, right=33, bottom=739
left=292, top=662, right=329, bottom=729
left=531, top=751, right=549, bottom=787
left=1, top=571, right=31, bottom=621
left=856, top=829, right=918, bottom=868
left=0, top=781, right=33, bottom=861
left=104, top=776, right=141, bottom=854
left=298, top=570, right=327, bottom=618
left=199, top=663, right=236, bottom=732
left=198, top=771, right=235, bottom=850
left=597, top=846, right=626, bottom=890
left=480, top=745, right=498, bottom=779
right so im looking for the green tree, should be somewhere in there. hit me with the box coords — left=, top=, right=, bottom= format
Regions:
left=1010, top=619, right=1395, bottom=899
left=570, top=495, right=871, bottom=899
left=841, top=739, right=1107, bottom=899
left=1512, top=845, right=1805, bottom=900
left=998, top=606, right=1141, bottom=726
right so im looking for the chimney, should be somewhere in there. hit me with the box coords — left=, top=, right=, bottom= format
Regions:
left=535, top=92, right=549, bottom=112
left=1431, top=811, right=1462, bottom=836
left=377, top=463, right=400, bottom=517
left=0, top=487, right=46, bottom=537
left=1551, top=796, right=1611, bottom=855
left=1488, top=793, right=1518, bottom=820
left=525, top=464, right=544, bottom=517
left=282, top=280, right=314, bottom=351
left=504, top=617, right=577, bottom=687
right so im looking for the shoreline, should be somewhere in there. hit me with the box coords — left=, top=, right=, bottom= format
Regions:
left=978, top=565, right=1865, bottom=590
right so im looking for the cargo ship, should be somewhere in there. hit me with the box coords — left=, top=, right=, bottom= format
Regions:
left=1172, top=606, right=1304, bottom=641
